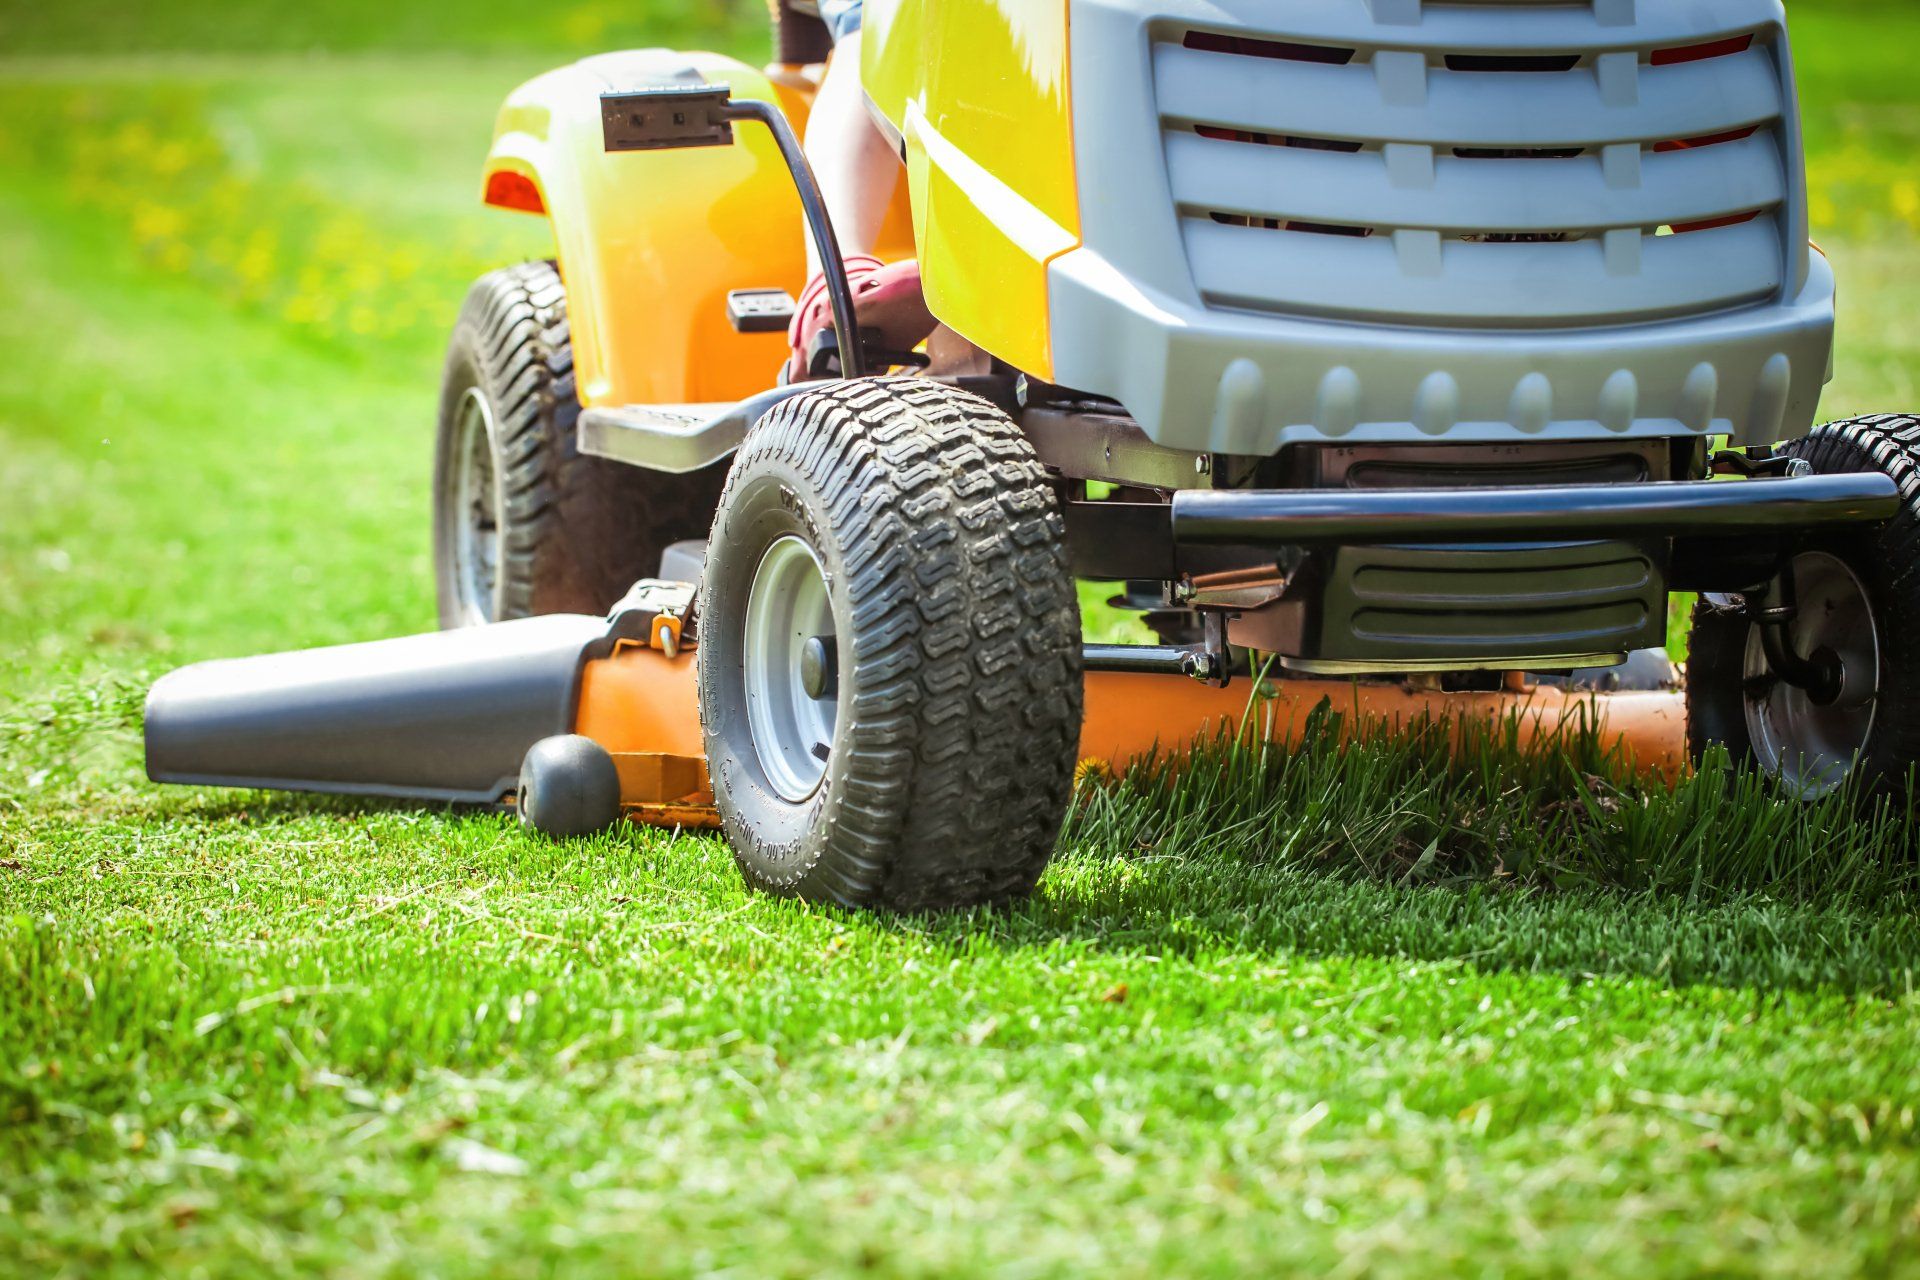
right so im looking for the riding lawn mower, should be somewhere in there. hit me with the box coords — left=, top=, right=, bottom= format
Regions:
left=147, top=0, right=1916, bottom=911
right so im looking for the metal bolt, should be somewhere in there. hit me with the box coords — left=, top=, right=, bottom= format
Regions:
left=800, top=635, right=837, bottom=700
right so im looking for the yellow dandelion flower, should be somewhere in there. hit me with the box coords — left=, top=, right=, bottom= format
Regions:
left=150, top=140, right=193, bottom=178
left=1893, top=181, right=1920, bottom=228
left=1809, top=190, right=1838, bottom=233
left=1074, top=758, right=1116, bottom=789
left=131, top=202, right=184, bottom=246
left=560, top=4, right=610, bottom=45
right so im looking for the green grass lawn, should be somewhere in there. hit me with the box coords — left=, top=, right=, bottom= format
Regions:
left=4, top=3, right=1920, bottom=1275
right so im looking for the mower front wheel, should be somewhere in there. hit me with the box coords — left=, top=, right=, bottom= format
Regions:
left=1686, top=414, right=1920, bottom=796
left=698, top=380, right=1084, bottom=911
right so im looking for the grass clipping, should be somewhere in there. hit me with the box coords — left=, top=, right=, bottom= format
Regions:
left=1064, top=700, right=1918, bottom=905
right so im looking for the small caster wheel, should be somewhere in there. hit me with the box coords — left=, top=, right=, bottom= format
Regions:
left=516, top=735, right=622, bottom=838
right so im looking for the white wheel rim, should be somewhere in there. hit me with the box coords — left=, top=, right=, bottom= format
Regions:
left=743, top=536, right=839, bottom=802
left=451, top=386, right=503, bottom=626
left=1740, top=550, right=1879, bottom=797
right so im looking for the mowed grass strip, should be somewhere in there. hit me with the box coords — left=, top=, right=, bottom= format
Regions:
left=6, top=748, right=1920, bottom=1274
left=6, top=706, right=1920, bottom=1275
left=4, top=4, right=1920, bottom=1274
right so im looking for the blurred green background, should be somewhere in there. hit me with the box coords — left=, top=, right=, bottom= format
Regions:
left=0, top=0, right=765, bottom=706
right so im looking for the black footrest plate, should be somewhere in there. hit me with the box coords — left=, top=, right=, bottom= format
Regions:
left=601, top=85, right=734, bottom=152
left=728, top=287, right=797, bottom=334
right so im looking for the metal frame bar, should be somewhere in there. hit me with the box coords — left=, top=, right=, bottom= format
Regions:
left=600, top=86, right=866, bottom=379
left=722, top=99, right=866, bottom=379
left=1170, top=474, right=1899, bottom=546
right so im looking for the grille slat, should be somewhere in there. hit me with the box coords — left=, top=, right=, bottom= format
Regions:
left=1184, top=215, right=1783, bottom=327
left=1168, top=131, right=1785, bottom=236
left=1177, top=6, right=1761, bottom=57
left=1154, top=43, right=1783, bottom=150
left=1157, top=7, right=1796, bottom=330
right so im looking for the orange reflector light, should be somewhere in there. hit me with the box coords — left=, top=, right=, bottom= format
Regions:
left=484, top=169, right=546, bottom=214
left=1651, top=34, right=1753, bottom=66
left=1670, top=211, right=1760, bottom=235
left=1653, top=125, right=1758, bottom=153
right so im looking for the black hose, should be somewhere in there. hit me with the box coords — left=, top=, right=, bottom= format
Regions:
left=725, top=98, right=865, bottom=378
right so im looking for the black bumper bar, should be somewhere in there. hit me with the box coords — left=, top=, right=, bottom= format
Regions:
left=1169, top=474, right=1900, bottom=547
left=1083, top=643, right=1204, bottom=676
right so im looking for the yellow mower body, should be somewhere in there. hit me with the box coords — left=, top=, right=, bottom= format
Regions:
left=861, top=0, right=1078, bottom=379
left=145, top=2, right=1914, bottom=910
left=480, top=6, right=1081, bottom=391
left=479, top=51, right=913, bottom=409
left=442, top=5, right=1881, bottom=813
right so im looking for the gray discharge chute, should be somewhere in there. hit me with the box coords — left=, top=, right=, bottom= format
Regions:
left=144, top=614, right=609, bottom=805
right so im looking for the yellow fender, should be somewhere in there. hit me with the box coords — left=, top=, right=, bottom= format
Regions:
left=863, top=0, right=1079, bottom=380
left=481, top=51, right=814, bottom=409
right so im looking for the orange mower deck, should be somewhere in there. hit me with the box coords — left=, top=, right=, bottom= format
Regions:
left=572, top=644, right=1688, bottom=830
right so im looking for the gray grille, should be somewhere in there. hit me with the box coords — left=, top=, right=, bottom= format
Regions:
left=1155, top=1, right=1802, bottom=328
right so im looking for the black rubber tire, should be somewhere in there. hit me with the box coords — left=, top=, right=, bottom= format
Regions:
left=433, top=261, right=725, bottom=628
left=1686, top=414, right=1920, bottom=793
left=517, top=735, right=622, bottom=838
left=699, top=379, right=1084, bottom=912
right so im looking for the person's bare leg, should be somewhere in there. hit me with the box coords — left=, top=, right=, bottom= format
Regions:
left=803, top=30, right=898, bottom=274
left=785, top=28, right=932, bottom=378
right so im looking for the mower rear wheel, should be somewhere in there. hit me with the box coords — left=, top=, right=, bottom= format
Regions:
left=698, top=380, right=1084, bottom=911
left=1686, top=414, right=1920, bottom=796
left=433, top=261, right=724, bottom=628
